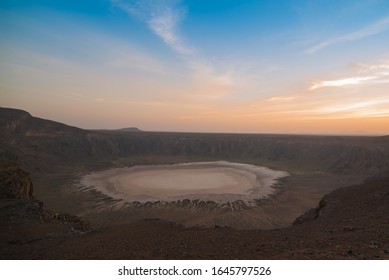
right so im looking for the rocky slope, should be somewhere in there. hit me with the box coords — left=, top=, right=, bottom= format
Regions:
left=0, top=168, right=388, bottom=259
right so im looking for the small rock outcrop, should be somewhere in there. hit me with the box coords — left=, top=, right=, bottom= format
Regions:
left=0, top=165, right=33, bottom=199
left=293, top=196, right=329, bottom=225
left=0, top=165, right=89, bottom=233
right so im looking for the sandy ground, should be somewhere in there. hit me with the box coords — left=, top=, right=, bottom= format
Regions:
left=81, top=161, right=289, bottom=202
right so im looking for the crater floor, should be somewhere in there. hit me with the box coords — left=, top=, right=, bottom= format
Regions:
left=80, top=161, right=290, bottom=202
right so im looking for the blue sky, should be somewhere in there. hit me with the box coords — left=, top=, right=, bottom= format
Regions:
left=1, top=0, right=389, bottom=134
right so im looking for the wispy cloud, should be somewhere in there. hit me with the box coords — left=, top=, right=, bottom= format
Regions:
left=311, top=98, right=389, bottom=119
left=111, top=0, right=243, bottom=99
left=266, top=96, right=298, bottom=102
left=306, top=17, right=389, bottom=54
left=112, top=0, right=192, bottom=55
left=315, top=100, right=385, bottom=113
left=310, top=76, right=377, bottom=90
left=310, top=61, right=389, bottom=90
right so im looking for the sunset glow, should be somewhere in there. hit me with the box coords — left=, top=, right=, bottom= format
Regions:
left=1, top=1, right=389, bottom=135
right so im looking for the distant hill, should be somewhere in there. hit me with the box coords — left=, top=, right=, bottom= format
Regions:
left=93, top=127, right=142, bottom=133
left=116, top=127, right=142, bottom=132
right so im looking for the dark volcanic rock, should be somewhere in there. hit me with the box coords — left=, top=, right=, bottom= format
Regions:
left=0, top=165, right=33, bottom=199
left=0, top=165, right=89, bottom=240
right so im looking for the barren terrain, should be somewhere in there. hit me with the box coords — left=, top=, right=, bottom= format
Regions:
left=0, top=107, right=388, bottom=259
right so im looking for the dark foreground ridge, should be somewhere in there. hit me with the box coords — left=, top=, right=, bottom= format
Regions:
left=0, top=166, right=388, bottom=259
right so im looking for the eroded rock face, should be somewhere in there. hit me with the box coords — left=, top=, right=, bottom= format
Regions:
left=0, top=165, right=89, bottom=233
left=0, top=165, right=33, bottom=199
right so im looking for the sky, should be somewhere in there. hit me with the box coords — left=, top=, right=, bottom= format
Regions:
left=1, top=0, right=389, bottom=135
